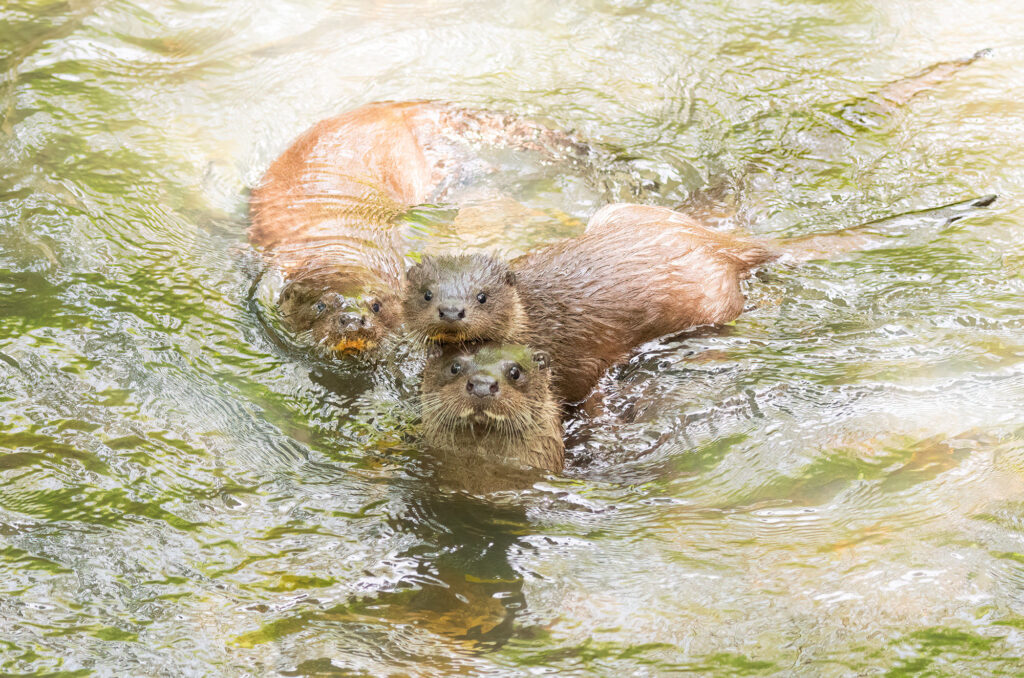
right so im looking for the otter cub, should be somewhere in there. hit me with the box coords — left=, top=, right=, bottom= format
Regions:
left=421, top=342, right=563, bottom=474
left=406, top=204, right=779, bottom=403
left=276, top=267, right=403, bottom=352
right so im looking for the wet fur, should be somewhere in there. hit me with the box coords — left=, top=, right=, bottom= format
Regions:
left=249, top=100, right=588, bottom=350
left=407, top=193, right=997, bottom=404
left=408, top=206, right=779, bottom=403
left=421, top=343, right=564, bottom=475
left=253, top=50, right=990, bottom=351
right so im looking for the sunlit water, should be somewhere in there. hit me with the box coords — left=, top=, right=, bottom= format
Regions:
left=2, top=1, right=1024, bottom=675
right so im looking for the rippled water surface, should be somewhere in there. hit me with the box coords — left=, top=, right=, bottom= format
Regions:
left=3, top=1, right=1024, bottom=675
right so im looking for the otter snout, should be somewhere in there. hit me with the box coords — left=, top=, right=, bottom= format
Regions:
left=466, top=374, right=499, bottom=398
left=438, top=304, right=466, bottom=323
left=338, top=312, right=367, bottom=333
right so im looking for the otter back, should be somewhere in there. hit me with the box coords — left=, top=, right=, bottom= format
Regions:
left=249, top=100, right=592, bottom=351
left=507, top=204, right=779, bottom=403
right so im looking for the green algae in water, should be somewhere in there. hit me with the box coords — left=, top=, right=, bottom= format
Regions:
left=2, top=0, right=1024, bottom=675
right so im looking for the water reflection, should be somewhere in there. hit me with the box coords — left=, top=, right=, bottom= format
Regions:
left=236, top=486, right=532, bottom=653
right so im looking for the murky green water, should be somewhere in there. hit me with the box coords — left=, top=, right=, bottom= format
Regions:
left=3, top=1, right=1024, bottom=675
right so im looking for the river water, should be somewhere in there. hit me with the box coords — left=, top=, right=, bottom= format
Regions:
left=2, top=1, right=1024, bottom=675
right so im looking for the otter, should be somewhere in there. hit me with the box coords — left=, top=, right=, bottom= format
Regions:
left=249, top=100, right=588, bottom=352
left=406, top=205, right=778, bottom=403
left=421, top=342, right=563, bottom=477
left=405, top=196, right=997, bottom=404
left=251, top=53, right=989, bottom=353
left=275, top=267, right=403, bottom=352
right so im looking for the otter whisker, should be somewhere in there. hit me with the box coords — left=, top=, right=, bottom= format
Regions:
left=401, top=328, right=434, bottom=350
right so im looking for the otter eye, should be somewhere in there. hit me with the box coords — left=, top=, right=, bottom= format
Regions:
left=424, top=290, right=433, bottom=301
left=314, top=300, right=327, bottom=313
left=508, top=365, right=521, bottom=381
left=371, top=301, right=381, bottom=314
left=477, top=292, right=487, bottom=304
left=449, top=361, right=461, bottom=375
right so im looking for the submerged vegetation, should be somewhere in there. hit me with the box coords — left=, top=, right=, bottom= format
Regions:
left=1, top=0, right=1024, bottom=675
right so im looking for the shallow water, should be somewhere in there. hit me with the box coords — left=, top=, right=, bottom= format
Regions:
left=3, top=0, right=1024, bottom=675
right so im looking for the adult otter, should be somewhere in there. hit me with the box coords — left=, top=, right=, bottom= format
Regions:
left=421, top=342, right=563, bottom=479
left=249, top=100, right=587, bottom=352
left=251, top=52, right=989, bottom=352
left=405, top=196, right=997, bottom=404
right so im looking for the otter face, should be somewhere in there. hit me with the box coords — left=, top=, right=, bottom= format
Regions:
left=404, top=254, right=520, bottom=344
left=421, top=342, right=551, bottom=437
left=278, top=277, right=401, bottom=353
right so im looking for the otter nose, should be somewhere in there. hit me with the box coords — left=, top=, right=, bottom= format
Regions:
left=438, top=304, right=466, bottom=323
left=466, top=374, right=499, bottom=398
left=338, top=313, right=366, bottom=332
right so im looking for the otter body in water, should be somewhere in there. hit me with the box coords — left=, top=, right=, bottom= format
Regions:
left=406, top=196, right=997, bottom=404
left=251, top=52, right=989, bottom=353
left=421, top=342, right=563, bottom=476
left=249, top=100, right=586, bottom=351
left=407, top=204, right=779, bottom=403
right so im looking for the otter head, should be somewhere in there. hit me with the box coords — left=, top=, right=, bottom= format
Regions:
left=404, top=254, right=521, bottom=344
left=278, top=272, right=402, bottom=353
left=421, top=342, right=553, bottom=442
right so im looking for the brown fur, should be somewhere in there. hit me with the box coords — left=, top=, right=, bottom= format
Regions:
left=406, top=191, right=997, bottom=403
left=249, top=100, right=587, bottom=351
left=421, top=343, right=564, bottom=477
left=276, top=268, right=403, bottom=352
left=407, top=204, right=779, bottom=403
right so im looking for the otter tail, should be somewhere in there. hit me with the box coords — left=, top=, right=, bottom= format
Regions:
left=724, top=241, right=782, bottom=273
left=828, top=50, right=991, bottom=130
left=777, top=194, right=998, bottom=264
left=876, top=49, right=992, bottom=107
left=446, top=105, right=593, bottom=162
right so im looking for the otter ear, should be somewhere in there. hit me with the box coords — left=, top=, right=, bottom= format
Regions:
left=532, top=350, right=550, bottom=370
left=425, top=343, right=444, bottom=360
left=504, top=269, right=516, bottom=286
left=279, top=281, right=304, bottom=303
